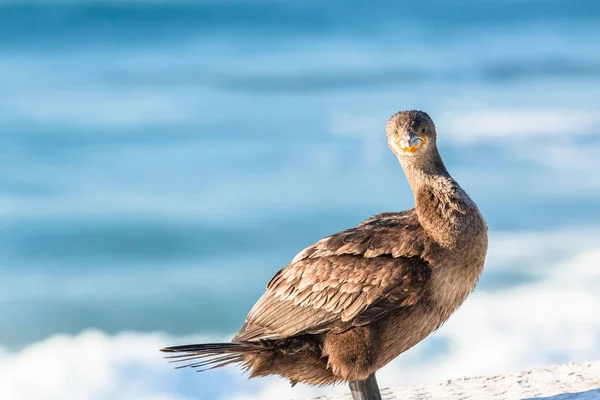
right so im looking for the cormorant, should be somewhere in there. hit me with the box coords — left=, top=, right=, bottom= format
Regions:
left=161, top=110, right=488, bottom=400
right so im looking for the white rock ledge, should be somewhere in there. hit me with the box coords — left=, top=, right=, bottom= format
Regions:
left=308, top=361, right=600, bottom=400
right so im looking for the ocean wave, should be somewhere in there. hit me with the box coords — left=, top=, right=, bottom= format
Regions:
left=331, top=108, right=600, bottom=142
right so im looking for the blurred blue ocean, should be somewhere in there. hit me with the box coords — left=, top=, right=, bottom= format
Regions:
left=1, top=0, right=599, bottom=365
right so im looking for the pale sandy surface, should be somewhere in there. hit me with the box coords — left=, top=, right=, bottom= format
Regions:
left=306, top=361, right=600, bottom=400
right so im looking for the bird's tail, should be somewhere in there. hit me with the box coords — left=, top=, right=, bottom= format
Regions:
left=160, top=342, right=266, bottom=372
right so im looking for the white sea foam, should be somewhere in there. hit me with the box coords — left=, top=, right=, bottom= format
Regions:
left=439, top=109, right=600, bottom=142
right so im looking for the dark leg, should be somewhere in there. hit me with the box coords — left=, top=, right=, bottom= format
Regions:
left=349, top=373, right=383, bottom=400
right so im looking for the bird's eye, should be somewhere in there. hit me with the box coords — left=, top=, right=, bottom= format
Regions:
left=421, top=127, right=427, bottom=134
left=394, top=129, right=399, bottom=135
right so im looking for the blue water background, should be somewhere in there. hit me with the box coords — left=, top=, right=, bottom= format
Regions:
left=0, top=0, right=599, bottom=349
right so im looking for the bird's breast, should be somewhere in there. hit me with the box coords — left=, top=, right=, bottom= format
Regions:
left=427, top=225, right=487, bottom=321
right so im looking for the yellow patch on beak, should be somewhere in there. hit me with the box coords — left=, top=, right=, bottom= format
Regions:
left=397, top=134, right=426, bottom=154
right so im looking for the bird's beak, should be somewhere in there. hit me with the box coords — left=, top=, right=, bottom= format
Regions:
left=396, top=133, right=426, bottom=154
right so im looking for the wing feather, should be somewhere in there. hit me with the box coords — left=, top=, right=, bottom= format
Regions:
left=234, top=210, right=433, bottom=342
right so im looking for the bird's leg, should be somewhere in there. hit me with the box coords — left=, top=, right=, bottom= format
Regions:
left=349, top=373, right=383, bottom=400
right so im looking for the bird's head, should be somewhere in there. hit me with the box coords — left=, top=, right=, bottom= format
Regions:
left=386, top=110, right=437, bottom=163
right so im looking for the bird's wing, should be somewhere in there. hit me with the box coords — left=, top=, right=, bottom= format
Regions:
left=291, top=209, right=426, bottom=262
left=234, top=210, right=432, bottom=342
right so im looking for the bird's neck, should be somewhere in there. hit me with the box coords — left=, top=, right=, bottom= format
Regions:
left=400, top=151, right=476, bottom=249
left=400, top=150, right=451, bottom=190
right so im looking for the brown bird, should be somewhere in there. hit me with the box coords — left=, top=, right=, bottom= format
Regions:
left=161, top=110, right=488, bottom=400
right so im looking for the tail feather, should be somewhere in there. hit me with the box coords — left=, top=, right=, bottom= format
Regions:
left=175, top=354, right=244, bottom=371
left=160, top=342, right=265, bottom=372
